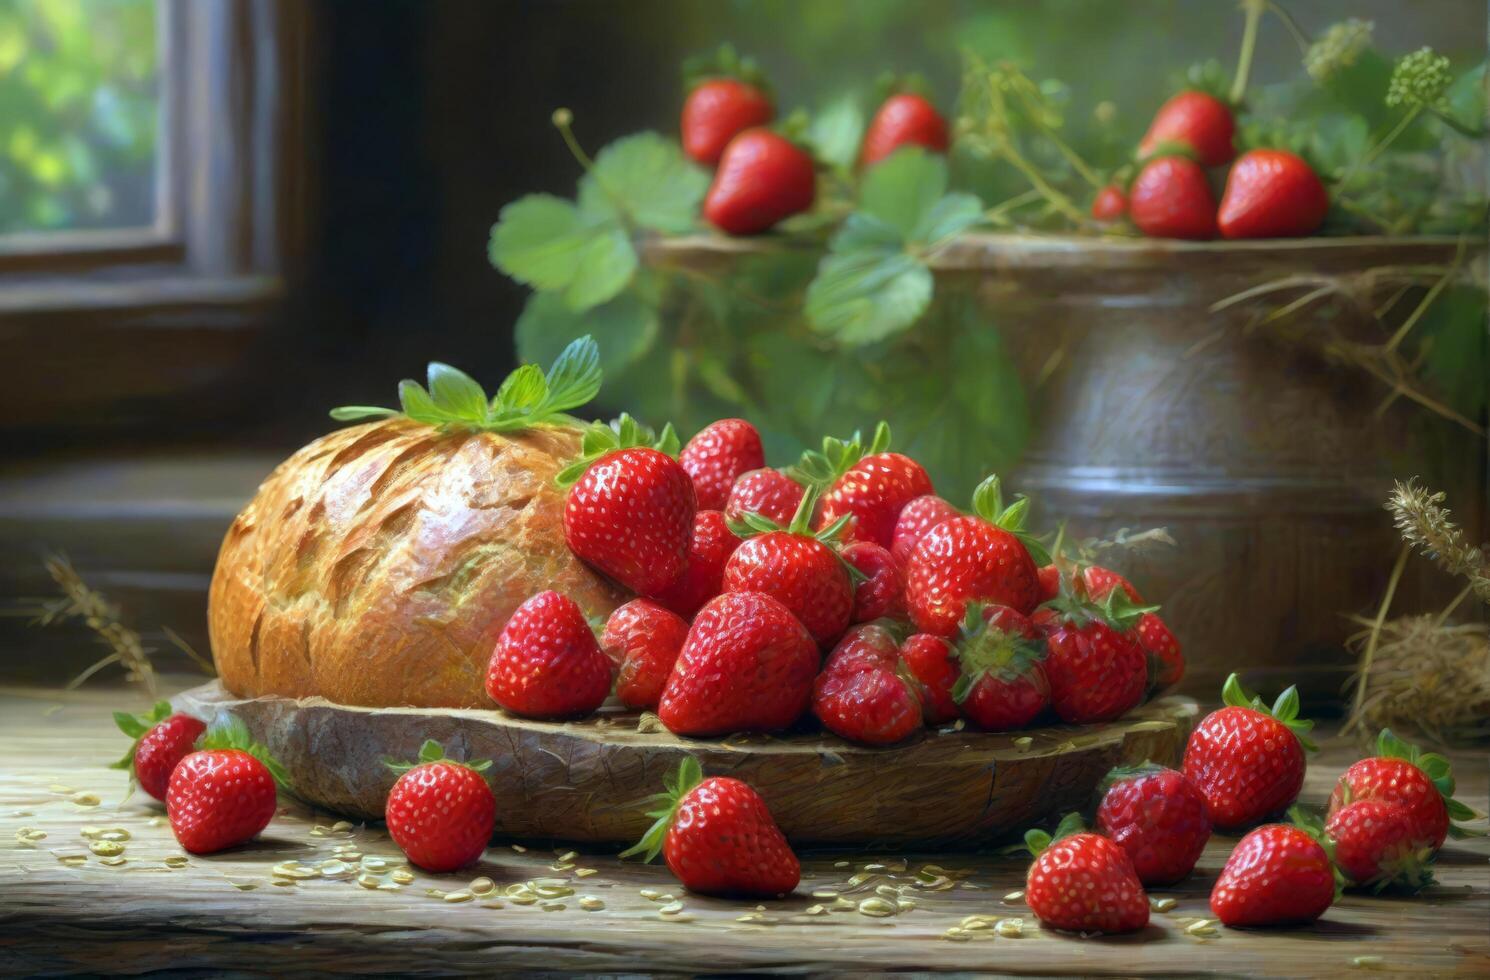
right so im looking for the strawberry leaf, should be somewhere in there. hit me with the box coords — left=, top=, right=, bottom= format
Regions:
left=581, top=132, right=710, bottom=235
left=1220, top=673, right=1317, bottom=752
left=108, top=701, right=173, bottom=773
left=805, top=243, right=933, bottom=346
left=383, top=739, right=492, bottom=775
left=201, top=715, right=291, bottom=790
left=488, top=194, right=637, bottom=312
left=427, top=363, right=489, bottom=422
left=516, top=290, right=659, bottom=380
left=620, top=756, right=704, bottom=863
left=804, top=93, right=865, bottom=171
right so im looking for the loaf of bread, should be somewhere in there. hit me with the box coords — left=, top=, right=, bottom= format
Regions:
left=209, top=419, right=628, bottom=708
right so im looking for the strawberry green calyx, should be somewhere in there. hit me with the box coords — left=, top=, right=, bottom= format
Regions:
left=969, top=474, right=1051, bottom=566
left=1221, top=673, right=1318, bottom=753
left=201, top=715, right=292, bottom=789
left=785, top=421, right=891, bottom=492
left=1096, top=760, right=1169, bottom=798
left=1023, top=811, right=1087, bottom=857
left=619, top=756, right=705, bottom=863
left=1287, top=805, right=1350, bottom=898
left=950, top=602, right=1045, bottom=704
left=682, top=43, right=771, bottom=99
left=553, top=412, right=681, bottom=488
left=1041, top=575, right=1157, bottom=635
left=873, top=70, right=934, bottom=103
left=331, top=336, right=603, bottom=435
left=109, top=700, right=174, bottom=772
left=1374, top=729, right=1486, bottom=838
left=383, top=739, right=493, bottom=777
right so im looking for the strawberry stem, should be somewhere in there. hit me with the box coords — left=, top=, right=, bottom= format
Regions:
left=1229, top=0, right=1267, bottom=105
left=551, top=108, right=597, bottom=173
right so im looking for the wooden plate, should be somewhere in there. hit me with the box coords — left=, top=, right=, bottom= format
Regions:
left=177, top=681, right=1197, bottom=847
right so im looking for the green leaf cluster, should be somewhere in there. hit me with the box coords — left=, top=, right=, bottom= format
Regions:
left=1220, top=672, right=1318, bottom=752
left=1374, top=728, right=1485, bottom=835
left=806, top=147, right=983, bottom=345
left=200, top=715, right=291, bottom=789
left=330, top=336, right=601, bottom=434
left=553, top=412, right=680, bottom=487
left=489, top=133, right=709, bottom=313
left=618, top=756, right=704, bottom=864
left=382, top=738, right=493, bottom=776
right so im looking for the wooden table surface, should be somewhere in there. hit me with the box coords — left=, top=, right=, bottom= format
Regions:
left=2, top=678, right=1487, bottom=977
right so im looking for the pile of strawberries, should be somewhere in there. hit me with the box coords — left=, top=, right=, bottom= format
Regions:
left=1024, top=682, right=1479, bottom=933
left=489, top=415, right=1183, bottom=747
left=1101, top=90, right=1330, bottom=240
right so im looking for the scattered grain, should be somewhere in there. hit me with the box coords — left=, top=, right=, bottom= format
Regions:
left=1151, top=897, right=1177, bottom=912
left=659, top=901, right=685, bottom=915
left=857, top=897, right=897, bottom=917
left=390, top=869, right=414, bottom=885
left=574, top=867, right=598, bottom=878
left=469, top=877, right=496, bottom=896
left=1003, top=890, right=1025, bottom=903
left=69, top=792, right=101, bottom=807
left=1352, top=955, right=1384, bottom=969
left=99, top=855, right=127, bottom=867
left=444, top=891, right=474, bottom=903
left=996, top=917, right=1024, bottom=938
left=810, top=889, right=838, bottom=899
left=578, top=896, right=604, bottom=911
left=804, top=904, right=827, bottom=916
left=163, top=855, right=188, bottom=868
left=88, top=840, right=124, bottom=857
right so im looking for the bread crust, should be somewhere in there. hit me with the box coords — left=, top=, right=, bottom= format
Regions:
left=209, top=419, right=628, bottom=708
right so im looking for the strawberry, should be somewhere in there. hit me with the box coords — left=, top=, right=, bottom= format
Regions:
left=602, top=599, right=690, bottom=710
left=111, top=700, right=205, bottom=802
left=841, top=540, right=904, bottom=622
left=682, top=80, right=774, bottom=167
left=1217, top=149, right=1328, bottom=240
left=658, top=591, right=818, bottom=736
left=652, top=510, right=741, bottom=619
left=383, top=740, right=495, bottom=873
left=621, top=757, right=799, bottom=897
left=1182, top=673, right=1316, bottom=830
left=1074, top=565, right=1184, bottom=691
left=486, top=590, right=613, bottom=719
left=951, top=603, right=1049, bottom=731
left=1090, top=184, right=1128, bottom=221
left=1095, top=764, right=1211, bottom=885
left=1324, top=799, right=1434, bottom=891
left=1210, top=824, right=1335, bottom=927
left=1035, top=564, right=1060, bottom=603
left=165, top=717, right=284, bottom=855
left=723, top=486, right=854, bottom=647
left=1327, top=728, right=1482, bottom=850
left=560, top=416, right=696, bottom=596
left=904, top=475, right=1044, bottom=636
left=725, top=468, right=805, bottom=528
left=813, top=423, right=933, bottom=549
left=1129, top=156, right=1217, bottom=240
left=1137, top=90, right=1236, bottom=167
left=1023, top=813, right=1150, bottom=934
left=860, top=92, right=950, bottom=168
left=1038, top=576, right=1151, bottom=724
left=680, top=418, right=765, bottom=511
left=812, top=622, right=922, bottom=745
left=899, top=632, right=960, bottom=725
left=890, top=494, right=960, bottom=566
left=704, top=128, right=816, bottom=235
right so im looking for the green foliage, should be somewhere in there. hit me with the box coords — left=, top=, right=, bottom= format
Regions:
left=382, top=739, right=492, bottom=775
left=330, top=336, right=602, bottom=433
left=0, top=0, right=159, bottom=233
left=554, top=412, right=680, bottom=487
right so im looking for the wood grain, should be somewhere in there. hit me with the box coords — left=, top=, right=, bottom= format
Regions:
left=177, top=681, right=1197, bottom=846
left=1, top=679, right=1486, bottom=976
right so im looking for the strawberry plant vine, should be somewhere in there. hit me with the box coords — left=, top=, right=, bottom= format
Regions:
left=486, top=7, right=1487, bottom=499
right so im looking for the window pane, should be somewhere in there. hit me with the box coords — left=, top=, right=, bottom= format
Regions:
left=0, top=0, right=159, bottom=235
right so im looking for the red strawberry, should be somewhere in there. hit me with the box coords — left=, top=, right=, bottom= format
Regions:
left=890, top=494, right=960, bottom=566
left=1327, top=728, right=1480, bottom=850
left=951, top=604, right=1049, bottom=731
left=1095, top=764, right=1211, bottom=885
left=1325, top=799, right=1434, bottom=891
left=725, top=468, right=805, bottom=527
left=682, top=79, right=774, bottom=167
left=1217, top=149, right=1328, bottom=239
left=704, top=128, right=816, bottom=235
left=1137, top=90, right=1236, bottom=167
left=1129, top=156, right=1217, bottom=240
left=1024, top=813, right=1150, bottom=934
left=723, top=487, right=854, bottom=646
left=658, top=591, right=818, bottom=736
left=816, top=424, right=933, bottom=549
left=812, top=623, right=922, bottom=745
left=899, top=632, right=960, bottom=725
left=1090, top=184, right=1128, bottom=221
left=562, top=431, right=696, bottom=596
left=1038, top=578, right=1150, bottom=724
left=602, top=599, right=690, bottom=711
left=384, top=740, right=496, bottom=873
left=487, top=590, right=613, bottom=719
left=1210, top=824, right=1334, bottom=927
left=680, top=418, right=765, bottom=511
left=1035, top=564, right=1060, bottom=603
left=1074, top=565, right=1184, bottom=691
left=652, top=510, right=741, bottom=619
left=860, top=92, right=950, bottom=168
left=841, top=540, right=904, bottom=622
left=621, top=757, right=799, bottom=897
left=111, top=701, right=205, bottom=802
left=1182, top=673, right=1315, bottom=830
left=165, top=718, right=283, bottom=855
left=904, top=475, right=1043, bottom=636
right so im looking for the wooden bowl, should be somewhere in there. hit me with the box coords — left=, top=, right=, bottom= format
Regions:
left=177, top=681, right=1196, bottom=847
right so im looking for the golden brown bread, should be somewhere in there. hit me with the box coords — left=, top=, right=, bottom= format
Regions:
left=209, top=419, right=628, bottom=708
